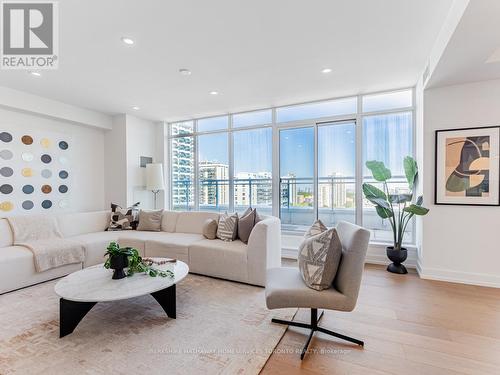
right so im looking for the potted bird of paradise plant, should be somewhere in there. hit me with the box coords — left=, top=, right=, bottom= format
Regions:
left=363, top=156, right=429, bottom=274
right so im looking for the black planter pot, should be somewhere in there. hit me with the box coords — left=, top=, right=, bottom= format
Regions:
left=386, top=247, right=408, bottom=274
left=110, top=254, right=129, bottom=279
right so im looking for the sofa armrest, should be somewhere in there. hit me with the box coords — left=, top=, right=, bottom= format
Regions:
left=247, top=216, right=282, bottom=286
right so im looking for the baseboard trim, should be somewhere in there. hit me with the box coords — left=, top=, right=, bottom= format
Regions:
left=281, top=243, right=417, bottom=269
left=417, top=260, right=500, bottom=289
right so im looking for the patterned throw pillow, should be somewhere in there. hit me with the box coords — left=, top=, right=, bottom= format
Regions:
left=298, top=219, right=342, bottom=291
left=216, top=212, right=238, bottom=241
left=108, top=202, right=140, bottom=231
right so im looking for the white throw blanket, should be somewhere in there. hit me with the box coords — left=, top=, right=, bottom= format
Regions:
left=7, top=215, right=85, bottom=272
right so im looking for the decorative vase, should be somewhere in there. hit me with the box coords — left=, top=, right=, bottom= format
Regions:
left=110, top=254, right=129, bottom=279
left=386, top=247, right=408, bottom=274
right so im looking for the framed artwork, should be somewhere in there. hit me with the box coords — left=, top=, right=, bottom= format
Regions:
left=435, top=126, right=500, bottom=206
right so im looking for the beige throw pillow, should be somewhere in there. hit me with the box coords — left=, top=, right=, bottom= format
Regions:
left=202, top=218, right=218, bottom=240
left=298, top=219, right=342, bottom=291
left=216, top=212, right=238, bottom=241
left=136, top=209, right=163, bottom=232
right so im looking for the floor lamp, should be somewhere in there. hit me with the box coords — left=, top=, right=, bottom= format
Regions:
left=146, top=163, right=165, bottom=209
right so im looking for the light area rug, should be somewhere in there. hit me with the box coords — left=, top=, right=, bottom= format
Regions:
left=0, top=274, right=296, bottom=375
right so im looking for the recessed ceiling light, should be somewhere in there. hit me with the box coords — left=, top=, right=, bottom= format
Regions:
left=321, top=68, right=332, bottom=74
left=132, top=106, right=140, bottom=110
left=29, top=71, right=41, bottom=77
left=209, top=91, right=219, bottom=95
left=179, top=68, right=191, bottom=76
left=121, top=37, right=135, bottom=45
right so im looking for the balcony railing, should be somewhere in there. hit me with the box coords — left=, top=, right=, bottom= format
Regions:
left=172, top=176, right=413, bottom=242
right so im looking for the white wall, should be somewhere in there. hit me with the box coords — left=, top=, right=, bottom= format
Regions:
left=104, top=115, right=127, bottom=207
left=126, top=115, right=159, bottom=208
left=0, top=107, right=106, bottom=214
left=420, top=79, right=500, bottom=288
left=104, top=114, right=161, bottom=209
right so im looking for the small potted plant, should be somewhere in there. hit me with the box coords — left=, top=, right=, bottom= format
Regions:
left=363, top=156, right=429, bottom=274
left=104, top=242, right=133, bottom=279
left=104, top=242, right=174, bottom=279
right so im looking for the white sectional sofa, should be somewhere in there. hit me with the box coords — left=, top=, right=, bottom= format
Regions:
left=0, top=210, right=282, bottom=294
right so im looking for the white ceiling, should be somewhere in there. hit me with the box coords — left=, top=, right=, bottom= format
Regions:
left=0, top=0, right=453, bottom=122
left=427, top=0, right=500, bottom=88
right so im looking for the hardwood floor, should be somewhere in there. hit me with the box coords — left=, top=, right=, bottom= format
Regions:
left=261, top=263, right=500, bottom=375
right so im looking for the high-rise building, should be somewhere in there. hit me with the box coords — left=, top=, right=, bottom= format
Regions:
left=199, top=161, right=229, bottom=207
left=234, top=171, right=272, bottom=207
left=171, top=124, right=194, bottom=208
left=318, top=172, right=347, bottom=208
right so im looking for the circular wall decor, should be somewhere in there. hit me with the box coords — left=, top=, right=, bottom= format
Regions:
left=59, top=170, right=69, bottom=179
left=21, top=135, right=33, bottom=145
left=59, top=156, right=69, bottom=165
left=58, top=185, right=68, bottom=193
left=41, top=169, right=52, bottom=178
left=0, top=149, right=13, bottom=160
left=41, top=200, right=52, bottom=209
left=0, top=184, right=13, bottom=194
left=22, top=184, right=34, bottom=194
left=41, top=185, right=52, bottom=194
left=0, top=201, right=13, bottom=211
left=22, top=200, right=34, bottom=210
left=40, top=138, right=51, bottom=148
left=59, top=199, right=69, bottom=208
left=21, top=168, right=33, bottom=177
left=41, top=154, right=52, bottom=164
left=0, top=167, right=14, bottom=177
left=22, top=152, right=34, bottom=162
left=59, top=141, right=69, bottom=150
left=0, top=132, right=13, bottom=143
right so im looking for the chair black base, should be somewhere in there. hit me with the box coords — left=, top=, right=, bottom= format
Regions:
left=272, top=308, right=364, bottom=360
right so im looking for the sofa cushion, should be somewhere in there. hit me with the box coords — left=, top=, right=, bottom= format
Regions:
left=161, top=211, right=179, bottom=232
left=68, top=231, right=120, bottom=267
left=265, top=267, right=348, bottom=311
left=175, top=211, right=219, bottom=234
left=145, top=233, right=205, bottom=263
left=118, top=231, right=204, bottom=257
left=57, top=211, right=110, bottom=237
left=189, top=239, right=248, bottom=283
left=0, top=246, right=82, bottom=294
left=0, top=218, right=13, bottom=248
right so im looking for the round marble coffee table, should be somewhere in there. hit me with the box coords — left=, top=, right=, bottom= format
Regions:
left=54, top=258, right=189, bottom=337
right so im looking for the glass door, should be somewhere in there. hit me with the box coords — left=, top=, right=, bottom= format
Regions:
left=279, top=120, right=356, bottom=233
left=318, top=121, right=356, bottom=227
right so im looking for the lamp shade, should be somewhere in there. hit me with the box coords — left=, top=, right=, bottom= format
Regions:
left=146, top=163, right=165, bottom=191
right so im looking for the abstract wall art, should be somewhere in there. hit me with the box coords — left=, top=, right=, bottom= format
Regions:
left=0, top=127, right=72, bottom=215
left=435, top=126, right=500, bottom=206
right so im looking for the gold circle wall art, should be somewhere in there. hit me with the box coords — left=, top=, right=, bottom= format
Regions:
left=0, top=128, right=72, bottom=214
left=22, top=167, right=34, bottom=177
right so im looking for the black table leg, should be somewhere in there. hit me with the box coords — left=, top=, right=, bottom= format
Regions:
left=59, top=298, right=97, bottom=338
left=151, top=284, right=176, bottom=318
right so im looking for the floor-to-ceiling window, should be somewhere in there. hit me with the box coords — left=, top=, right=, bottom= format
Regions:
left=280, top=127, right=315, bottom=231
left=233, top=127, right=272, bottom=215
left=167, top=88, right=415, bottom=245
